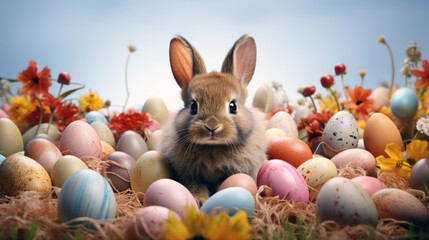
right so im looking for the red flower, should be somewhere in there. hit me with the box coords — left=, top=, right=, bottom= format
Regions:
left=298, top=111, right=333, bottom=147
left=16, top=60, right=52, bottom=97
left=335, top=63, right=346, bottom=75
left=41, top=93, right=63, bottom=112
left=58, top=72, right=71, bottom=85
left=413, top=59, right=429, bottom=89
left=320, top=74, right=334, bottom=88
left=342, top=86, right=379, bottom=121
left=55, top=101, right=84, bottom=131
left=303, top=85, right=316, bottom=97
left=108, top=108, right=155, bottom=141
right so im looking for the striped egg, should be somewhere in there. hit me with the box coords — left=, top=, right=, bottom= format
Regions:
left=58, top=169, right=116, bottom=222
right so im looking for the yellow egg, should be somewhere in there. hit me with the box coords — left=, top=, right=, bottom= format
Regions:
left=142, top=96, right=169, bottom=125
left=22, top=123, right=60, bottom=146
left=146, top=130, right=162, bottom=150
left=0, top=155, right=52, bottom=198
left=265, top=128, right=287, bottom=143
left=131, top=151, right=172, bottom=199
left=0, top=118, right=24, bottom=157
left=91, top=121, right=116, bottom=148
left=100, top=140, right=115, bottom=160
left=51, top=155, right=88, bottom=187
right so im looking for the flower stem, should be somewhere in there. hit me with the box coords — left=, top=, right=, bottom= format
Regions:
left=34, top=94, right=44, bottom=135
left=57, top=83, right=64, bottom=98
left=46, top=111, right=54, bottom=134
left=341, top=75, right=348, bottom=100
left=361, top=76, right=364, bottom=87
left=384, top=42, right=395, bottom=97
left=405, top=76, right=408, bottom=87
left=309, top=96, right=317, bottom=113
left=123, top=52, right=132, bottom=112
left=328, top=87, right=341, bottom=111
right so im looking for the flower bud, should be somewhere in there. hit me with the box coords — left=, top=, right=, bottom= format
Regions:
left=58, top=72, right=71, bottom=85
left=320, top=74, right=334, bottom=88
left=303, top=85, right=316, bottom=97
left=334, top=63, right=346, bottom=75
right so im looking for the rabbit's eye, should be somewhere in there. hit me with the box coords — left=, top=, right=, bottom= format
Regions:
left=229, top=100, right=237, bottom=114
left=190, top=100, right=198, bottom=115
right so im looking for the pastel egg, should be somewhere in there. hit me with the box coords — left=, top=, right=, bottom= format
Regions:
left=51, top=155, right=88, bottom=187
left=91, top=121, right=116, bottom=148
left=0, top=155, right=52, bottom=198
left=368, top=87, right=389, bottom=107
left=107, top=151, right=136, bottom=192
left=143, top=179, right=199, bottom=220
left=265, top=128, right=287, bottom=143
left=201, top=187, right=255, bottom=217
left=59, top=120, right=102, bottom=158
left=351, top=176, right=387, bottom=197
left=58, top=169, right=116, bottom=222
left=0, top=118, right=24, bottom=157
left=266, top=137, right=312, bottom=168
left=142, top=96, right=169, bottom=126
left=84, top=111, right=108, bottom=124
left=372, top=188, right=428, bottom=223
left=125, top=206, right=180, bottom=240
left=293, top=105, right=312, bottom=124
left=0, top=108, right=9, bottom=119
left=0, top=154, right=5, bottom=164
left=146, top=130, right=162, bottom=151
left=25, top=133, right=55, bottom=148
left=316, top=177, right=378, bottom=226
left=131, top=151, right=172, bottom=197
left=100, top=140, right=115, bottom=160
left=22, top=123, right=60, bottom=146
left=257, top=159, right=309, bottom=203
left=322, top=111, right=359, bottom=158
left=330, top=148, right=377, bottom=175
left=116, top=131, right=148, bottom=160
left=364, top=113, right=403, bottom=158
left=24, top=138, right=62, bottom=174
left=410, top=158, right=429, bottom=191
left=297, top=156, right=337, bottom=200
left=218, top=173, right=258, bottom=196
left=390, top=87, right=418, bottom=119
left=267, top=111, right=298, bottom=138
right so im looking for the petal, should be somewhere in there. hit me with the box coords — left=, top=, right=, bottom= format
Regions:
left=415, top=78, right=429, bottom=89
left=384, top=143, right=403, bottom=160
left=422, top=59, right=429, bottom=71
left=412, top=69, right=426, bottom=77
left=362, top=88, right=373, bottom=100
left=406, top=140, right=429, bottom=161
left=376, top=156, right=397, bottom=171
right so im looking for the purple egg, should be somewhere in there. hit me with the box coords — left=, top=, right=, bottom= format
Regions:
left=410, top=158, right=429, bottom=191
left=106, top=151, right=136, bottom=192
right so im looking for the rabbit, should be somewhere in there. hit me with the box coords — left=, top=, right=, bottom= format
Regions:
left=158, top=34, right=267, bottom=204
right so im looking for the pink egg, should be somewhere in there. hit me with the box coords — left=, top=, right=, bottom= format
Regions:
left=0, top=108, right=9, bottom=119
left=257, top=159, right=309, bottom=203
left=330, top=148, right=376, bottom=175
left=59, top=120, right=102, bottom=158
left=351, top=176, right=387, bottom=197
left=25, top=138, right=62, bottom=174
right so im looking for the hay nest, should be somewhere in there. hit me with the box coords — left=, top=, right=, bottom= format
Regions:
left=0, top=158, right=427, bottom=239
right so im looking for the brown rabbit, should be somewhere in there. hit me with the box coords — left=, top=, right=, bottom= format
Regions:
left=158, top=34, right=267, bottom=204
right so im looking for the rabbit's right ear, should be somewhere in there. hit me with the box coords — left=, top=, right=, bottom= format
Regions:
left=169, top=36, right=207, bottom=90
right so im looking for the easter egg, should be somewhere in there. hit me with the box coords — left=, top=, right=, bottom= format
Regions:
left=264, top=128, right=287, bottom=143
left=257, top=159, right=309, bottom=203
left=142, top=96, right=169, bottom=126
left=368, top=87, right=389, bottom=107
left=51, top=155, right=88, bottom=187
left=330, top=148, right=377, bottom=175
left=297, top=156, right=337, bottom=200
left=218, top=173, right=258, bottom=196
left=266, top=137, right=312, bottom=168
left=267, top=111, right=298, bottom=138
left=24, top=138, right=62, bottom=174
left=201, top=187, right=255, bottom=217
left=390, top=87, right=418, bottom=119
left=22, top=123, right=60, bottom=146
left=91, top=121, right=116, bottom=148
left=0, top=154, right=5, bottom=164
left=410, top=158, right=429, bottom=191
left=293, top=105, right=312, bottom=124
left=322, top=111, right=359, bottom=158
left=57, top=169, right=116, bottom=222
left=84, top=111, right=108, bottom=124
left=0, top=108, right=9, bottom=119
left=0, top=118, right=24, bottom=157
left=146, top=130, right=162, bottom=150
left=316, top=177, right=378, bottom=226
left=0, top=155, right=52, bottom=198
left=116, top=131, right=148, bottom=160
left=25, top=133, right=55, bottom=148
left=125, top=206, right=180, bottom=240
left=59, top=120, right=102, bottom=158
left=106, top=151, right=136, bottom=192
left=364, top=113, right=403, bottom=158
left=372, top=188, right=428, bottom=223
left=351, top=176, right=387, bottom=197
left=131, top=151, right=172, bottom=197
left=100, top=140, right=115, bottom=160
left=143, top=179, right=199, bottom=220
left=252, top=83, right=274, bottom=112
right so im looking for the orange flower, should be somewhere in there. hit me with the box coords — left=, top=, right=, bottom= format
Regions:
left=413, top=59, right=429, bottom=89
left=17, top=60, right=52, bottom=97
left=343, top=86, right=379, bottom=121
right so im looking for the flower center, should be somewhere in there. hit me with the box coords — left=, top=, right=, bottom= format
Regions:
left=396, top=160, right=404, bottom=168
left=356, top=100, right=363, bottom=105
left=189, top=236, right=206, bottom=240
left=32, top=77, right=39, bottom=84
left=407, top=158, right=416, bottom=165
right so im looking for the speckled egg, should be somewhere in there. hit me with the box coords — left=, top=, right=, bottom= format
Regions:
left=330, top=148, right=377, bottom=175
left=85, top=111, right=108, bottom=124
left=410, top=158, right=429, bottom=191
left=297, top=156, right=337, bottom=200
left=372, top=188, right=428, bottom=223
left=116, top=131, right=149, bottom=160
left=0, top=155, right=52, bottom=198
left=267, top=111, right=298, bottom=138
left=142, top=96, right=169, bottom=126
left=59, top=120, right=102, bottom=158
left=51, top=155, right=88, bottom=187
left=22, top=123, right=60, bottom=146
left=0, top=118, right=24, bottom=157
left=107, top=151, right=136, bottom=192
left=390, top=87, right=418, bottom=119
left=322, top=111, right=359, bottom=158
left=351, top=176, right=387, bottom=197
left=201, top=187, right=255, bottom=217
left=24, top=138, right=62, bottom=174
left=316, top=177, right=378, bottom=226
left=91, top=121, right=116, bottom=148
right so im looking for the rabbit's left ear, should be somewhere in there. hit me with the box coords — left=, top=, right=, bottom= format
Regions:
left=221, top=34, right=257, bottom=86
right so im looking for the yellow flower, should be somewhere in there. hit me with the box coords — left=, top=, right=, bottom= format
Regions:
left=318, top=96, right=339, bottom=114
left=163, top=207, right=251, bottom=240
left=379, top=106, right=392, bottom=118
left=376, top=140, right=429, bottom=180
left=78, top=90, right=103, bottom=113
left=7, top=95, right=36, bottom=122
left=356, top=119, right=366, bottom=129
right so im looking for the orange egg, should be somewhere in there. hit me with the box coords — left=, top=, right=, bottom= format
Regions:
left=218, top=173, right=257, bottom=196
left=100, top=141, right=115, bottom=161
left=266, top=137, right=312, bottom=168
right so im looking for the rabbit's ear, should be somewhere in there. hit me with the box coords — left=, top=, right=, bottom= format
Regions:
left=169, top=36, right=207, bottom=89
left=221, top=34, right=257, bottom=86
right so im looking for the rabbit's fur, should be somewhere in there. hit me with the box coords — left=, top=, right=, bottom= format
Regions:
left=158, top=34, right=267, bottom=204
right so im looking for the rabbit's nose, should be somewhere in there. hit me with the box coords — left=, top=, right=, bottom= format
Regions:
left=204, top=125, right=219, bottom=135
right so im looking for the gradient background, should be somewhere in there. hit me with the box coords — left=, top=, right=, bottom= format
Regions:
left=1, top=0, right=428, bottom=111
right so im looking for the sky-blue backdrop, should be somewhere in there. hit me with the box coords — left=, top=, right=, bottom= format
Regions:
left=1, top=0, right=428, bottom=111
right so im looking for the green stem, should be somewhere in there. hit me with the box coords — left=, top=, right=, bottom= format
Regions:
left=341, top=75, right=347, bottom=100
left=384, top=42, right=395, bottom=97
left=123, top=52, right=132, bottom=112
left=361, top=76, right=364, bottom=87
left=309, top=96, right=317, bottom=113
left=328, top=87, right=341, bottom=111
left=57, top=83, right=64, bottom=98
left=33, top=95, right=44, bottom=135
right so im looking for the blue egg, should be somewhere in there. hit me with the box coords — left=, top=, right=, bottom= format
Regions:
left=0, top=154, right=5, bottom=164
left=390, top=87, right=418, bottom=119
left=84, top=111, right=108, bottom=124
left=201, top=187, right=255, bottom=217
left=58, top=169, right=116, bottom=222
